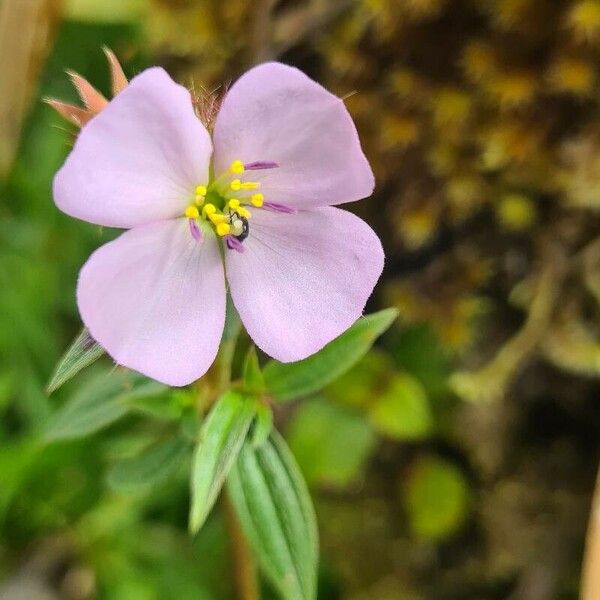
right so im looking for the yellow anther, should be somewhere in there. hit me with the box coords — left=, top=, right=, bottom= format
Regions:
left=209, top=213, right=227, bottom=224
left=250, top=193, right=264, bottom=207
left=185, top=206, right=199, bottom=219
left=242, top=181, right=260, bottom=190
left=229, top=160, right=245, bottom=175
left=230, top=179, right=261, bottom=191
left=216, top=222, right=231, bottom=236
left=228, top=198, right=241, bottom=210
left=194, top=194, right=205, bottom=206
left=195, top=185, right=207, bottom=196
left=237, top=207, right=251, bottom=219
left=202, top=203, right=216, bottom=217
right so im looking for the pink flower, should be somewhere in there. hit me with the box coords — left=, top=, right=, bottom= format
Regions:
left=53, top=63, right=384, bottom=386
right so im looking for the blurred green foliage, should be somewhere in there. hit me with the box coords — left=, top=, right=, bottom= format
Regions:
left=0, top=0, right=599, bottom=598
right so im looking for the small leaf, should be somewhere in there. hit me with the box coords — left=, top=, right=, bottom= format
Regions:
left=127, top=388, right=185, bottom=421
left=44, top=369, right=167, bottom=442
left=404, top=456, right=470, bottom=540
left=106, top=434, right=190, bottom=493
left=189, top=391, right=256, bottom=534
left=264, top=309, right=398, bottom=402
left=368, top=373, right=432, bottom=440
left=243, top=345, right=265, bottom=394
left=47, top=328, right=105, bottom=393
left=251, top=402, right=273, bottom=448
left=227, top=431, right=318, bottom=600
left=288, top=398, right=376, bottom=488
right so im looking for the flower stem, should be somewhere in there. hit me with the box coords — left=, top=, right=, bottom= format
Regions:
left=223, top=489, right=260, bottom=600
left=197, top=297, right=259, bottom=599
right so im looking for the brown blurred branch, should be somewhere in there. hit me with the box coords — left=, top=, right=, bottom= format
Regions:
left=0, top=0, right=62, bottom=180
left=250, top=0, right=276, bottom=65
left=582, top=464, right=600, bottom=600
left=223, top=490, right=260, bottom=600
left=451, top=249, right=566, bottom=403
left=271, top=0, right=353, bottom=57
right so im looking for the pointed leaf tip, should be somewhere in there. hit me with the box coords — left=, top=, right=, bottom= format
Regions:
left=47, top=328, right=105, bottom=394
left=66, top=69, right=108, bottom=113
left=44, top=98, right=91, bottom=127
left=102, top=46, right=128, bottom=95
left=243, top=345, right=265, bottom=394
left=189, top=391, right=256, bottom=534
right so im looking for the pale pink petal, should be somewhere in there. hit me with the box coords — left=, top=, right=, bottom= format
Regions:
left=213, top=62, right=374, bottom=210
left=77, top=219, right=225, bottom=386
left=226, top=207, right=384, bottom=362
left=54, top=67, right=212, bottom=229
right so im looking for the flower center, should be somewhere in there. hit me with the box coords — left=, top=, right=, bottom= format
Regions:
left=183, top=159, right=274, bottom=247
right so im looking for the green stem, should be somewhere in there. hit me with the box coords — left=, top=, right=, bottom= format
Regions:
left=197, top=297, right=259, bottom=599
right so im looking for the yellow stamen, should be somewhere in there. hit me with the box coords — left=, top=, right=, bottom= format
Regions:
left=229, top=160, right=245, bottom=175
left=216, top=222, right=231, bottom=236
left=230, top=179, right=260, bottom=191
left=195, top=185, right=207, bottom=196
left=209, top=213, right=227, bottom=224
left=194, top=194, right=205, bottom=206
left=185, top=206, right=199, bottom=219
left=228, top=198, right=241, bottom=210
left=202, top=203, right=216, bottom=218
left=237, top=207, right=251, bottom=219
left=250, top=193, right=264, bottom=207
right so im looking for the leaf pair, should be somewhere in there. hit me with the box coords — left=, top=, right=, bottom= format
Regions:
left=227, top=431, right=318, bottom=600
left=189, top=391, right=317, bottom=600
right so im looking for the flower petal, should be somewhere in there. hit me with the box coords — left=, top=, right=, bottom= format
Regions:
left=77, top=219, right=225, bottom=386
left=213, top=62, right=374, bottom=210
left=226, top=207, right=384, bottom=362
left=54, top=67, right=212, bottom=229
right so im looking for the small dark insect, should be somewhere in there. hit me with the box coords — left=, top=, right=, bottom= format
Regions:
left=230, top=211, right=250, bottom=242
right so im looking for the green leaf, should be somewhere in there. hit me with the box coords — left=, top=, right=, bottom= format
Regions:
left=368, top=373, right=432, bottom=440
left=264, top=309, right=398, bottom=402
left=189, top=391, right=256, bottom=534
left=251, top=402, right=273, bottom=448
left=288, top=398, right=376, bottom=488
left=127, top=388, right=186, bottom=421
left=404, top=456, right=470, bottom=540
left=227, top=431, right=318, bottom=600
left=44, top=369, right=167, bottom=441
left=106, top=434, right=190, bottom=493
left=46, top=327, right=105, bottom=393
left=243, top=345, right=265, bottom=394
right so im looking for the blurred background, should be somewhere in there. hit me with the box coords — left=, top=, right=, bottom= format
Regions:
left=1, top=0, right=600, bottom=598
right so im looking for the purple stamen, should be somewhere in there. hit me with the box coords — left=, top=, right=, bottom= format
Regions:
left=263, top=201, right=297, bottom=214
left=226, top=235, right=245, bottom=253
left=189, top=219, right=203, bottom=242
left=244, top=161, right=279, bottom=171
